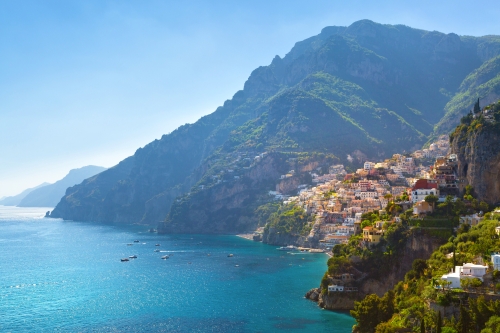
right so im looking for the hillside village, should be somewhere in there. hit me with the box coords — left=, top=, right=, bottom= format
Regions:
left=258, top=134, right=468, bottom=250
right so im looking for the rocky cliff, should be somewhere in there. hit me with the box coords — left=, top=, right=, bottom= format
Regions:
left=160, top=152, right=333, bottom=234
left=451, top=101, right=500, bottom=205
left=306, top=229, right=444, bottom=311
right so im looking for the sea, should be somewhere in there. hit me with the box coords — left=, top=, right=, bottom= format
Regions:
left=0, top=206, right=354, bottom=332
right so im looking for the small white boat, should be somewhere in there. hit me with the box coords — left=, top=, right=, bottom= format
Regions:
left=129, top=255, right=137, bottom=259
left=155, top=244, right=161, bottom=247
left=121, top=258, right=129, bottom=262
left=154, top=249, right=160, bottom=252
left=277, top=245, right=297, bottom=251
left=227, top=254, right=234, bottom=257
left=161, top=255, right=169, bottom=259
left=133, top=240, right=139, bottom=243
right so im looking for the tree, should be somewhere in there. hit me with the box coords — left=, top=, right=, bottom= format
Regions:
left=421, top=318, right=425, bottom=333
left=461, top=278, right=471, bottom=291
left=480, top=201, right=489, bottom=213
left=374, top=322, right=398, bottom=333
left=473, top=98, right=481, bottom=114
left=412, top=259, right=428, bottom=278
left=464, top=185, right=474, bottom=198
left=425, top=194, right=439, bottom=210
left=351, top=294, right=383, bottom=333
left=482, top=315, right=500, bottom=333
left=351, top=292, right=395, bottom=333
left=437, top=310, right=442, bottom=333
left=438, top=195, right=455, bottom=217
left=458, top=304, right=472, bottom=333
left=493, top=270, right=500, bottom=281
left=470, top=277, right=482, bottom=290
left=469, top=296, right=494, bottom=331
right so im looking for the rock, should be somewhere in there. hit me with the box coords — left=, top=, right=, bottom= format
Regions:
left=451, top=116, right=500, bottom=205
left=305, top=288, right=320, bottom=302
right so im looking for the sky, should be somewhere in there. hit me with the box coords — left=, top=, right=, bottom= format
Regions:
left=1, top=0, right=500, bottom=198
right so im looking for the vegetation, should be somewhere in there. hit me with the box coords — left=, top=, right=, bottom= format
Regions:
left=435, top=55, right=500, bottom=136
left=263, top=204, right=313, bottom=236
left=325, top=221, right=410, bottom=293
left=350, top=217, right=500, bottom=332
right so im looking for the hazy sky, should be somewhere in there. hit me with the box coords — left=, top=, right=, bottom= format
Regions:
left=1, top=0, right=500, bottom=198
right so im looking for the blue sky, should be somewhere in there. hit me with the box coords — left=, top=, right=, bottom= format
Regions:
left=1, top=0, right=500, bottom=198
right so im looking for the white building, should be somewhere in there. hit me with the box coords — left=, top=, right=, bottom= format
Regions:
left=328, top=285, right=344, bottom=292
left=460, top=214, right=483, bottom=227
left=493, top=254, right=500, bottom=271
left=354, top=213, right=362, bottom=223
left=411, top=179, right=438, bottom=204
left=363, top=162, right=375, bottom=171
left=441, top=263, right=488, bottom=288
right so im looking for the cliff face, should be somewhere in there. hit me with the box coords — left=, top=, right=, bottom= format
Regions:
left=451, top=117, right=500, bottom=205
left=159, top=153, right=284, bottom=233
left=308, top=230, right=444, bottom=311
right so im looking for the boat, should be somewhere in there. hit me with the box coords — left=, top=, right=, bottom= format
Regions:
left=127, top=243, right=133, bottom=246
left=227, top=254, right=234, bottom=257
left=277, top=245, right=298, bottom=251
left=129, top=255, right=137, bottom=259
left=161, top=255, right=169, bottom=259
left=154, top=249, right=160, bottom=252
left=121, top=258, right=129, bottom=262
left=133, top=240, right=139, bottom=243
left=155, top=244, right=160, bottom=247
left=235, top=264, right=239, bottom=267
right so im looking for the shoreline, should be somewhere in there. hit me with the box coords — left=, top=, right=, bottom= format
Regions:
left=236, top=233, right=255, bottom=241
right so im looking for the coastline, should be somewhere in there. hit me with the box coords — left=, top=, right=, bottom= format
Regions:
left=236, top=233, right=255, bottom=241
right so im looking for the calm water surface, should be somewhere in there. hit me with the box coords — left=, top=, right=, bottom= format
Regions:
left=0, top=206, right=354, bottom=332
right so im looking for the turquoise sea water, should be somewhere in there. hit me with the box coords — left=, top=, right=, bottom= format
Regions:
left=0, top=206, right=354, bottom=332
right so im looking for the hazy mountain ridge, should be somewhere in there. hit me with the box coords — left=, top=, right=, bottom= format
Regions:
left=49, top=20, right=500, bottom=229
left=0, top=183, right=50, bottom=206
left=18, top=166, right=106, bottom=207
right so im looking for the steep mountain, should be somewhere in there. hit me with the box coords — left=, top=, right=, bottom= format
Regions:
left=50, top=20, right=500, bottom=230
left=0, top=183, right=49, bottom=206
left=450, top=100, right=500, bottom=205
left=18, top=166, right=106, bottom=207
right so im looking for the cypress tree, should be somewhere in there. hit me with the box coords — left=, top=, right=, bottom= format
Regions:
left=437, top=311, right=442, bottom=333
left=473, top=98, right=481, bottom=114
left=420, top=318, right=425, bottom=333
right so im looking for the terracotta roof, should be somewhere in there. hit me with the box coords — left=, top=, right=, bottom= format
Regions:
left=412, top=179, right=437, bottom=191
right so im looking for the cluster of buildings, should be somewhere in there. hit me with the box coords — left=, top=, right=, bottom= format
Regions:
left=412, top=135, right=450, bottom=160
left=268, top=139, right=486, bottom=252
left=271, top=154, right=424, bottom=249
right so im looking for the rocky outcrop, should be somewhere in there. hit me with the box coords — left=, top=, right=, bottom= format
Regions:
left=308, top=230, right=444, bottom=311
left=451, top=117, right=500, bottom=205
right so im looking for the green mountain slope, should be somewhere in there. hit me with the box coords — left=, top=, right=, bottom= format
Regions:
left=434, top=55, right=500, bottom=135
left=49, top=20, right=500, bottom=229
